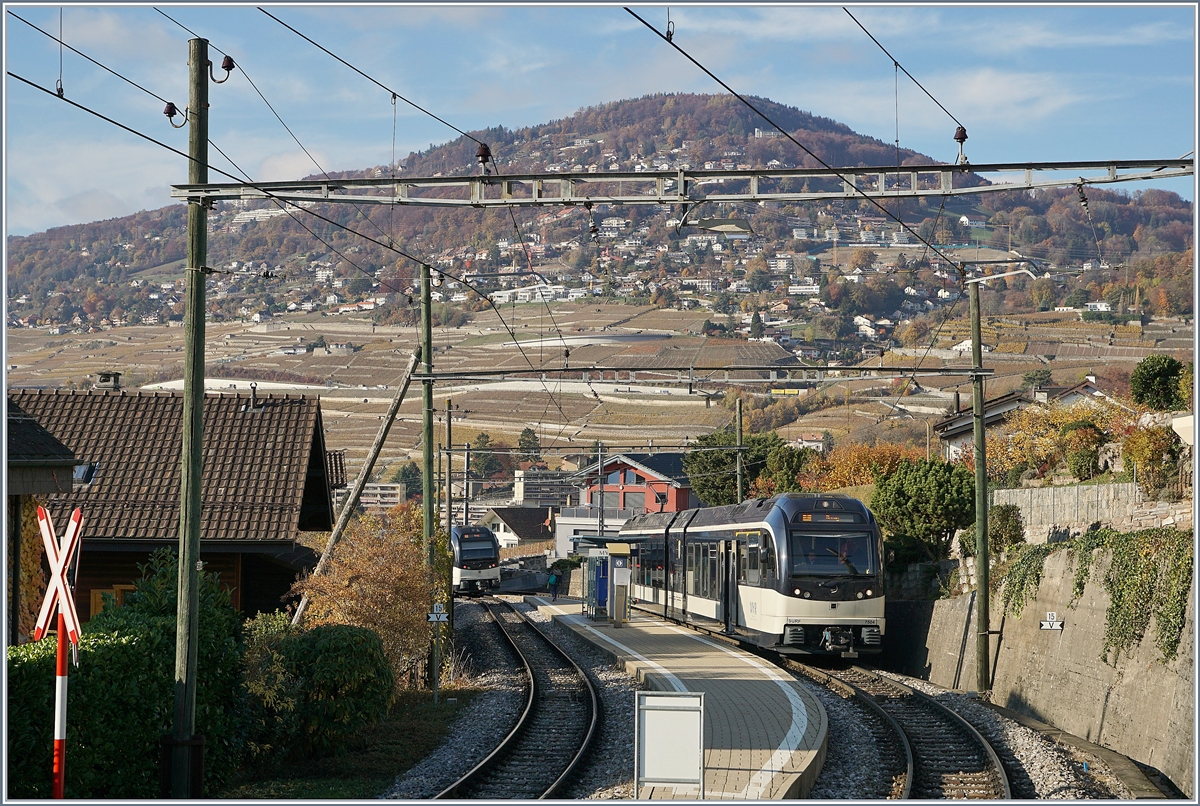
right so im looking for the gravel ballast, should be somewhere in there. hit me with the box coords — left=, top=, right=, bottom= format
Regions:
left=385, top=599, right=1134, bottom=799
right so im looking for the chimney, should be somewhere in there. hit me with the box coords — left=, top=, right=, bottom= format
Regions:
left=94, top=370, right=121, bottom=391
left=954, top=390, right=961, bottom=412
left=250, top=381, right=259, bottom=410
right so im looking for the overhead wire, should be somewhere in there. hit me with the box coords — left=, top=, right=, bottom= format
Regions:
left=196, top=9, right=575, bottom=423
left=154, top=8, right=404, bottom=256
left=257, top=7, right=485, bottom=147
left=624, top=6, right=963, bottom=279
left=627, top=8, right=979, bottom=410
left=9, top=10, right=178, bottom=106
left=842, top=7, right=965, bottom=130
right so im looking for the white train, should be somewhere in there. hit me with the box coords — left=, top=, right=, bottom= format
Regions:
left=621, top=493, right=886, bottom=656
left=451, top=525, right=501, bottom=596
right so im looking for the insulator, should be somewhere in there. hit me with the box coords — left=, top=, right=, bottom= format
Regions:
left=563, top=348, right=570, bottom=359
left=164, top=102, right=179, bottom=118
left=476, top=143, right=492, bottom=164
left=953, top=125, right=968, bottom=144
left=221, top=55, right=236, bottom=72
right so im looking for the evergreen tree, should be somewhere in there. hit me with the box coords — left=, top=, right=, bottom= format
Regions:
left=1130, top=354, right=1185, bottom=410
left=749, top=311, right=764, bottom=339
left=470, top=433, right=502, bottom=479
left=518, top=427, right=542, bottom=464
left=389, top=461, right=422, bottom=499
left=871, top=459, right=975, bottom=562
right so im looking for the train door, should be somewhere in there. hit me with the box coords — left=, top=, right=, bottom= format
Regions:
left=667, top=536, right=684, bottom=619
left=735, top=531, right=763, bottom=634
left=720, top=538, right=737, bottom=634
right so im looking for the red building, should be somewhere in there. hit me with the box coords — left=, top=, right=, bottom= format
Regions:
left=554, top=453, right=700, bottom=557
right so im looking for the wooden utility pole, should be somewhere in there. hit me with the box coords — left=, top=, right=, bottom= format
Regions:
left=969, top=276, right=991, bottom=694
left=735, top=399, right=744, bottom=503
left=171, top=37, right=208, bottom=799
left=420, top=263, right=439, bottom=692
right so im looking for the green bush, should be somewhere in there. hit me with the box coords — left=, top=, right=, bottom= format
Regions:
left=6, top=549, right=246, bottom=798
left=959, top=503, right=1026, bottom=558
left=241, top=611, right=304, bottom=765
left=278, top=624, right=395, bottom=756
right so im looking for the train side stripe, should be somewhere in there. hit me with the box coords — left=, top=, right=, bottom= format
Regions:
left=661, top=624, right=810, bottom=799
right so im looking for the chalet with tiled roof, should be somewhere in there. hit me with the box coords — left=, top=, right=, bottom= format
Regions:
left=8, top=388, right=338, bottom=621
left=7, top=399, right=78, bottom=644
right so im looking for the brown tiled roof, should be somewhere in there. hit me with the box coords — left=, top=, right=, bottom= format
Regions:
left=8, top=389, right=333, bottom=544
left=6, top=398, right=76, bottom=468
left=477, top=506, right=553, bottom=541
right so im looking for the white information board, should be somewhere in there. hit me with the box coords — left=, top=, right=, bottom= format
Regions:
left=635, top=691, right=704, bottom=798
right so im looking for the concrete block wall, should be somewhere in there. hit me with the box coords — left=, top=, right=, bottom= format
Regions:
left=882, top=549, right=1194, bottom=797
left=992, top=483, right=1140, bottom=542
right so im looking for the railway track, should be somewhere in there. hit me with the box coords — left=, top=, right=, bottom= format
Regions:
left=435, top=598, right=598, bottom=799
left=802, top=664, right=1010, bottom=800
left=628, top=602, right=1016, bottom=799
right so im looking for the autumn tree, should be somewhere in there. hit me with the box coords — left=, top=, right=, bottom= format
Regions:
left=289, top=506, right=436, bottom=687
left=796, top=442, right=924, bottom=491
left=848, top=248, right=878, bottom=272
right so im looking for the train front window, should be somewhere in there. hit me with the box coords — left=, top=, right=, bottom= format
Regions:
left=459, top=539, right=497, bottom=560
left=790, top=532, right=875, bottom=575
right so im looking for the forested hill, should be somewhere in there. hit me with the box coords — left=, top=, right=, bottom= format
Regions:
left=6, top=92, right=1194, bottom=326
left=366, top=92, right=933, bottom=179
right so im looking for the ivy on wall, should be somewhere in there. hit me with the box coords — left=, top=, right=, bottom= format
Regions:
left=996, top=527, right=1193, bottom=665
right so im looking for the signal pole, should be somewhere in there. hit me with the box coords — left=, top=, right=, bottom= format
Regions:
left=172, top=36, right=208, bottom=799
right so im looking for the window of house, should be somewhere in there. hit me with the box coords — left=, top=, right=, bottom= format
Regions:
left=90, top=584, right=135, bottom=617
left=624, top=491, right=646, bottom=511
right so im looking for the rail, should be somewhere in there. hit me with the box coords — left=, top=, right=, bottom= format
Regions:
left=436, top=599, right=598, bottom=799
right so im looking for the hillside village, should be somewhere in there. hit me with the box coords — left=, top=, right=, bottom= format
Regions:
left=7, top=93, right=1193, bottom=371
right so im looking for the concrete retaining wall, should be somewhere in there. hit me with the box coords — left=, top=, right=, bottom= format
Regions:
left=881, top=549, right=1194, bottom=797
left=992, top=483, right=1139, bottom=542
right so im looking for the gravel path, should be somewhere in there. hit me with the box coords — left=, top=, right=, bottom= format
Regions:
left=384, top=599, right=1133, bottom=800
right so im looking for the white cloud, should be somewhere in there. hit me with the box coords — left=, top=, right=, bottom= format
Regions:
left=256, top=150, right=330, bottom=182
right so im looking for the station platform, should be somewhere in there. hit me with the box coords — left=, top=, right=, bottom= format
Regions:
left=525, top=596, right=828, bottom=800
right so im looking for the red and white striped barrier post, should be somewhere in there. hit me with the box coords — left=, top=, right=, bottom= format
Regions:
left=33, top=506, right=82, bottom=800
left=53, top=611, right=68, bottom=799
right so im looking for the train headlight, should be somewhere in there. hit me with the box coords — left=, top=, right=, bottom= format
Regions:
left=803, top=591, right=812, bottom=599
left=865, top=588, right=873, bottom=597
left=794, top=588, right=801, bottom=596
left=856, top=591, right=864, bottom=599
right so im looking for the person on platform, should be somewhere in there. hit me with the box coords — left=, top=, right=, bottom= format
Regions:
left=548, top=569, right=560, bottom=601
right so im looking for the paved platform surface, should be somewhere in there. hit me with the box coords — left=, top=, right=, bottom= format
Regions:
left=526, top=596, right=827, bottom=800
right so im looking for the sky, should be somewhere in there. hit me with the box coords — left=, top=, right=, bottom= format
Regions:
left=3, top=3, right=1196, bottom=237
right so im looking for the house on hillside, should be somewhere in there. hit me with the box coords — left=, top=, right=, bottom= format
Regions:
left=9, top=384, right=343, bottom=622
left=553, top=453, right=700, bottom=557
left=932, top=377, right=1123, bottom=462
left=7, top=400, right=77, bottom=645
